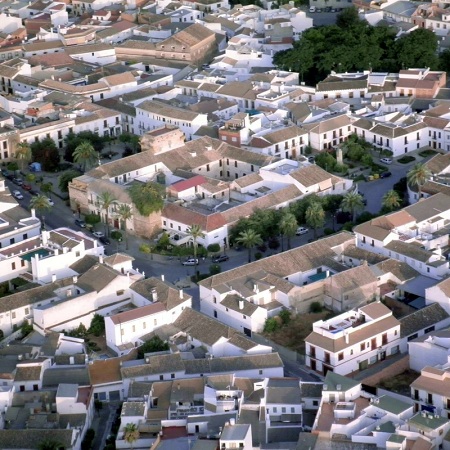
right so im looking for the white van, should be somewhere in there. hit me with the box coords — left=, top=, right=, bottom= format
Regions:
left=309, top=6, right=316, bottom=12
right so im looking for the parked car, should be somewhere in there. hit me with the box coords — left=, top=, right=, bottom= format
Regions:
left=307, top=156, right=315, bottom=163
left=93, top=231, right=104, bottom=238
left=309, top=6, right=316, bottom=12
left=296, top=227, right=309, bottom=235
left=22, top=183, right=32, bottom=191
left=380, top=171, right=392, bottom=178
left=46, top=198, right=54, bottom=206
left=212, top=255, right=229, bottom=263
left=380, top=157, right=392, bottom=165
left=182, top=258, right=199, bottom=266
left=75, top=219, right=86, bottom=228
left=13, top=178, right=23, bottom=186
left=29, top=189, right=39, bottom=196
left=99, top=236, right=111, bottom=245
left=13, top=190, right=23, bottom=200
left=1, top=169, right=8, bottom=177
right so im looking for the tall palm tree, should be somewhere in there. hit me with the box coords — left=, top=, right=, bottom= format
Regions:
left=187, top=224, right=205, bottom=263
left=382, top=189, right=401, bottom=211
left=280, top=211, right=298, bottom=250
left=305, top=202, right=325, bottom=239
left=73, top=141, right=98, bottom=172
left=341, top=191, right=364, bottom=223
left=116, top=204, right=133, bottom=250
left=124, top=423, right=140, bottom=449
left=407, top=163, right=431, bottom=200
left=98, top=191, right=117, bottom=237
left=236, top=229, right=263, bottom=263
left=15, top=141, right=31, bottom=172
left=30, top=194, right=52, bottom=229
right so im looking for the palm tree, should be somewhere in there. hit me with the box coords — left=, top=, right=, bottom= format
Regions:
left=15, top=141, right=31, bottom=172
left=37, top=439, right=63, bottom=450
left=236, top=229, right=263, bottom=263
left=407, top=163, right=431, bottom=200
left=341, top=191, right=365, bottom=223
left=124, top=423, right=140, bottom=449
left=280, top=211, right=298, bottom=250
left=98, top=191, right=117, bottom=237
left=382, top=189, right=401, bottom=211
left=30, top=194, right=52, bottom=229
left=187, top=224, right=205, bottom=263
left=116, top=204, right=133, bottom=250
left=73, top=141, right=98, bottom=172
left=305, top=202, right=325, bottom=239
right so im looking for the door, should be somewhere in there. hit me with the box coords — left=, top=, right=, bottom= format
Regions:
left=379, top=351, right=386, bottom=361
left=359, top=360, right=368, bottom=371
left=243, top=327, right=251, bottom=337
left=310, top=359, right=316, bottom=372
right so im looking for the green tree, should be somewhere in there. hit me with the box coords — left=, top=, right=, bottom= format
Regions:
left=407, top=163, right=431, bottom=200
left=65, top=131, right=106, bottom=162
left=89, top=314, right=105, bottom=337
left=31, top=137, right=60, bottom=172
left=382, top=189, right=402, bottom=212
left=116, top=204, right=133, bottom=250
left=315, top=152, right=337, bottom=172
left=305, top=202, right=325, bottom=239
left=264, top=317, right=280, bottom=333
left=84, top=213, right=101, bottom=229
left=395, top=28, right=439, bottom=70
left=138, top=336, right=169, bottom=359
left=98, top=191, right=117, bottom=237
left=41, top=182, right=53, bottom=199
left=124, top=423, right=140, bottom=449
left=279, top=211, right=298, bottom=250
left=58, top=169, right=81, bottom=193
left=111, top=230, right=123, bottom=251
left=341, top=191, right=365, bottom=223
left=119, top=132, right=141, bottom=153
left=73, top=141, right=98, bottom=172
left=139, top=243, right=152, bottom=259
left=26, top=173, right=36, bottom=185
left=15, top=141, right=31, bottom=171
left=30, top=194, right=52, bottom=228
left=128, top=181, right=164, bottom=216
left=236, top=229, right=263, bottom=263
left=187, top=224, right=205, bottom=264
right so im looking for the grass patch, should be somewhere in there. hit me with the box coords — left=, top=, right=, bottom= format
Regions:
left=418, top=149, right=437, bottom=158
left=263, top=310, right=334, bottom=353
left=398, top=156, right=416, bottom=164
left=378, top=369, right=419, bottom=396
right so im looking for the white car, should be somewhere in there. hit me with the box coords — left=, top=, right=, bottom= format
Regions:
left=182, top=258, right=199, bottom=266
left=380, top=157, right=392, bottom=165
left=13, top=190, right=23, bottom=200
left=296, top=227, right=309, bottom=236
left=46, top=198, right=54, bottom=206
left=309, top=6, right=316, bottom=12
left=93, top=231, right=104, bottom=238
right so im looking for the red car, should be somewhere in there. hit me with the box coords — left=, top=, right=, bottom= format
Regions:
left=22, top=183, right=32, bottom=191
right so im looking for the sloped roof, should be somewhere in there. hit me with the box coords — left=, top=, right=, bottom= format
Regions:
left=400, top=303, right=449, bottom=338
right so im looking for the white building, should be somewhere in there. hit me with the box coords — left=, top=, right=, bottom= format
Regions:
left=305, top=303, right=401, bottom=376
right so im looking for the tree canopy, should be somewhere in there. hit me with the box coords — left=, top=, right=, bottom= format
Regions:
left=273, top=8, right=440, bottom=85
left=128, top=181, right=165, bottom=216
left=65, top=131, right=106, bottom=162
left=31, top=138, right=60, bottom=172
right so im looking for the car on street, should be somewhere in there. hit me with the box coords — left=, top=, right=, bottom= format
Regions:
left=380, top=171, right=392, bottom=178
left=29, top=189, right=39, bottom=196
left=182, top=258, right=199, bottom=266
left=93, top=231, right=104, bottom=238
left=13, top=178, right=23, bottom=186
left=307, top=156, right=315, bottom=163
left=13, top=190, right=23, bottom=200
left=380, top=157, right=392, bottom=165
left=296, top=226, right=309, bottom=235
left=1, top=169, right=9, bottom=177
left=75, top=219, right=86, bottom=228
left=99, top=236, right=111, bottom=245
left=212, top=255, right=229, bottom=263
left=22, top=183, right=32, bottom=191
left=309, top=6, right=316, bottom=12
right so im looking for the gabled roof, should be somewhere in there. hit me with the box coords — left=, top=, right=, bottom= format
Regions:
left=324, top=371, right=360, bottom=392
left=400, top=303, right=449, bottom=338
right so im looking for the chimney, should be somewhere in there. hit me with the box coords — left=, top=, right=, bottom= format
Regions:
left=51, top=274, right=56, bottom=283
left=161, top=274, right=165, bottom=282
left=344, top=331, right=349, bottom=344
left=179, top=289, right=183, bottom=299
left=73, top=275, right=78, bottom=284
left=151, top=289, right=157, bottom=302
left=99, top=255, right=104, bottom=264
left=239, top=299, right=244, bottom=310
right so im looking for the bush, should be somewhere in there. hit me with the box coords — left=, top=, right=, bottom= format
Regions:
left=89, top=314, right=105, bottom=337
left=264, top=317, right=280, bottom=333
left=254, top=252, right=262, bottom=260
left=279, top=309, right=291, bottom=325
left=21, top=320, right=33, bottom=338
left=268, top=237, right=280, bottom=250
left=310, top=302, right=323, bottom=313
left=81, top=428, right=95, bottom=450
left=398, top=156, right=416, bottom=164
left=256, top=243, right=267, bottom=253
left=137, top=336, right=169, bottom=359
left=323, top=227, right=334, bottom=235
left=207, top=243, right=220, bottom=253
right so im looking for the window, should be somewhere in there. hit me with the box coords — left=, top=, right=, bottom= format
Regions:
left=424, top=326, right=435, bottom=333
left=338, top=352, right=343, bottom=361
left=259, top=369, right=263, bottom=375
left=360, top=343, right=365, bottom=351
left=25, top=308, right=29, bottom=315
left=11, top=262, right=15, bottom=270
left=381, top=333, right=387, bottom=345
left=313, top=400, right=319, bottom=406
left=160, top=375, right=164, bottom=380
left=273, top=407, right=277, bottom=413
left=243, top=315, right=246, bottom=319
left=12, top=312, right=16, bottom=319
left=171, top=373, right=175, bottom=379
left=121, top=329, right=124, bottom=336
left=116, top=290, right=124, bottom=296
left=282, top=407, right=286, bottom=413
left=154, top=319, right=157, bottom=326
